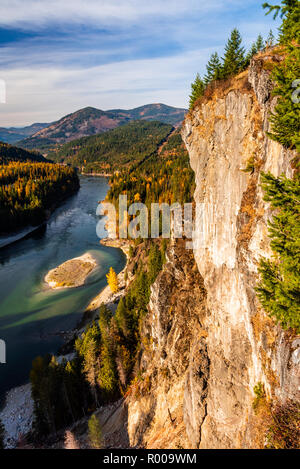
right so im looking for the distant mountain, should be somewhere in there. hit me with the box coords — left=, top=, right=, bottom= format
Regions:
left=0, top=123, right=48, bottom=144
left=49, top=120, right=173, bottom=173
left=108, top=103, right=186, bottom=126
left=17, top=104, right=186, bottom=151
left=0, top=142, right=47, bottom=164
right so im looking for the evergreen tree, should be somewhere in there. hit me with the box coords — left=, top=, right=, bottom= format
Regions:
left=88, top=414, right=103, bottom=449
left=115, top=297, right=131, bottom=337
left=263, top=1, right=300, bottom=150
left=245, top=43, right=259, bottom=67
left=266, top=29, right=276, bottom=46
left=222, top=28, right=246, bottom=78
left=106, top=267, right=119, bottom=293
left=245, top=34, right=265, bottom=67
left=148, top=244, right=163, bottom=284
left=263, top=1, right=300, bottom=44
left=256, top=34, right=265, bottom=51
left=189, top=73, right=205, bottom=109
left=98, top=344, right=118, bottom=397
left=204, top=52, right=223, bottom=85
left=256, top=172, right=300, bottom=332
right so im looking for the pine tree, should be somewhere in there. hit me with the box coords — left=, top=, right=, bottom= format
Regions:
left=204, top=52, right=223, bottom=85
left=256, top=34, right=265, bottom=51
left=222, top=28, right=246, bottom=78
left=263, top=1, right=300, bottom=150
left=266, top=29, right=276, bottom=47
left=115, top=297, right=130, bottom=336
left=106, top=267, right=119, bottom=293
left=98, top=344, right=118, bottom=397
left=263, top=1, right=300, bottom=44
left=256, top=172, right=300, bottom=332
left=189, top=73, right=205, bottom=109
left=245, top=43, right=259, bottom=67
left=88, top=414, right=103, bottom=449
left=148, top=244, right=163, bottom=284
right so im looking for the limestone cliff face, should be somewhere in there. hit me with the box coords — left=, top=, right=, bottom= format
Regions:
left=126, top=54, right=299, bottom=449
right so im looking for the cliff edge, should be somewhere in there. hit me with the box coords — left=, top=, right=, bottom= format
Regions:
left=126, top=52, right=299, bottom=449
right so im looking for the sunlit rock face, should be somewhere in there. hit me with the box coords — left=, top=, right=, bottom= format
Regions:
left=181, top=54, right=298, bottom=448
left=125, top=54, right=298, bottom=450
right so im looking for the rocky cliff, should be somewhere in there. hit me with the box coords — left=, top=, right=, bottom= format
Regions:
left=126, top=53, right=299, bottom=449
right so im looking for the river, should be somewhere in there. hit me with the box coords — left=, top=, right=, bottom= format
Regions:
left=0, top=176, right=125, bottom=404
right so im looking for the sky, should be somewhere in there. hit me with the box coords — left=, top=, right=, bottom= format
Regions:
left=0, top=0, right=280, bottom=127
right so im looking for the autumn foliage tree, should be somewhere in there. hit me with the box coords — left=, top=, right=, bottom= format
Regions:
left=106, top=267, right=119, bottom=293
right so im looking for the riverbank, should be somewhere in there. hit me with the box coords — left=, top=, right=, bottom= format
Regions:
left=0, top=383, right=33, bottom=448
left=80, top=172, right=112, bottom=177
left=0, top=185, right=80, bottom=250
left=0, top=225, right=44, bottom=250
left=76, top=238, right=131, bottom=329
left=0, top=237, right=131, bottom=448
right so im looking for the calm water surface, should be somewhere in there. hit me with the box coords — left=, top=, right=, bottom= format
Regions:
left=0, top=176, right=125, bottom=403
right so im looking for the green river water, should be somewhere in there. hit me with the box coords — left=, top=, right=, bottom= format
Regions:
left=0, top=176, right=125, bottom=404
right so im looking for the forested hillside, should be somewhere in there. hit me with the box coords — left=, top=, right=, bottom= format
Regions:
left=0, top=142, right=47, bottom=164
left=0, top=162, right=79, bottom=234
left=107, top=129, right=195, bottom=206
left=17, top=104, right=186, bottom=151
left=49, top=121, right=173, bottom=173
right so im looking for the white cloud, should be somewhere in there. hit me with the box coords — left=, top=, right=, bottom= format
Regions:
left=0, top=0, right=279, bottom=126
left=0, top=0, right=244, bottom=28
left=0, top=48, right=216, bottom=126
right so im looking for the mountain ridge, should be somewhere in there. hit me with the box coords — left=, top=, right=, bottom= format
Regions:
left=16, top=104, right=186, bottom=151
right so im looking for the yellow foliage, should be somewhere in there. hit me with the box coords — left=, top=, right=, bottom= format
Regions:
left=106, top=267, right=119, bottom=293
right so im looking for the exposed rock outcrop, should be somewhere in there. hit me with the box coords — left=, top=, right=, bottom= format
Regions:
left=126, top=52, right=299, bottom=449
left=181, top=53, right=299, bottom=448
left=127, top=240, right=208, bottom=449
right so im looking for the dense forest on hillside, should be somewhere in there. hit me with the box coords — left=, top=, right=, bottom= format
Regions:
left=107, top=129, right=195, bottom=207
left=0, top=142, right=46, bottom=164
left=48, top=121, right=173, bottom=173
left=0, top=162, right=79, bottom=234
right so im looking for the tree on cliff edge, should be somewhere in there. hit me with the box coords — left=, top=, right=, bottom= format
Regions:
left=204, top=52, right=223, bottom=85
left=222, top=28, right=246, bottom=78
left=189, top=73, right=205, bottom=109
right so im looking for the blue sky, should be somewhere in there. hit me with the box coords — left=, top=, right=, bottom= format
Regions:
left=0, top=0, right=279, bottom=127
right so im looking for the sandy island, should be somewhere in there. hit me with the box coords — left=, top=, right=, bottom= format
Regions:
left=45, top=253, right=97, bottom=289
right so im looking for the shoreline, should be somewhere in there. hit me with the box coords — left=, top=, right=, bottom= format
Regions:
left=76, top=237, right=131, bottom=329
left=0, top=186, right=79, bottom=251
left=80, top=172, right=112, bottom=177
left=0, top=236, right=131, bottom=448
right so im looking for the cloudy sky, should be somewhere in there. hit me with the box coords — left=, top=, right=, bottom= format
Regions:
left=0, top=0, right=279, bottom=127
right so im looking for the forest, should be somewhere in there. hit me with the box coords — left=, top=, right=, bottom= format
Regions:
left=0, top=141, right=46, bottom=164
left=48, top=121, right=173, bottom=173
left=0, top=162, right=79, bottom=234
